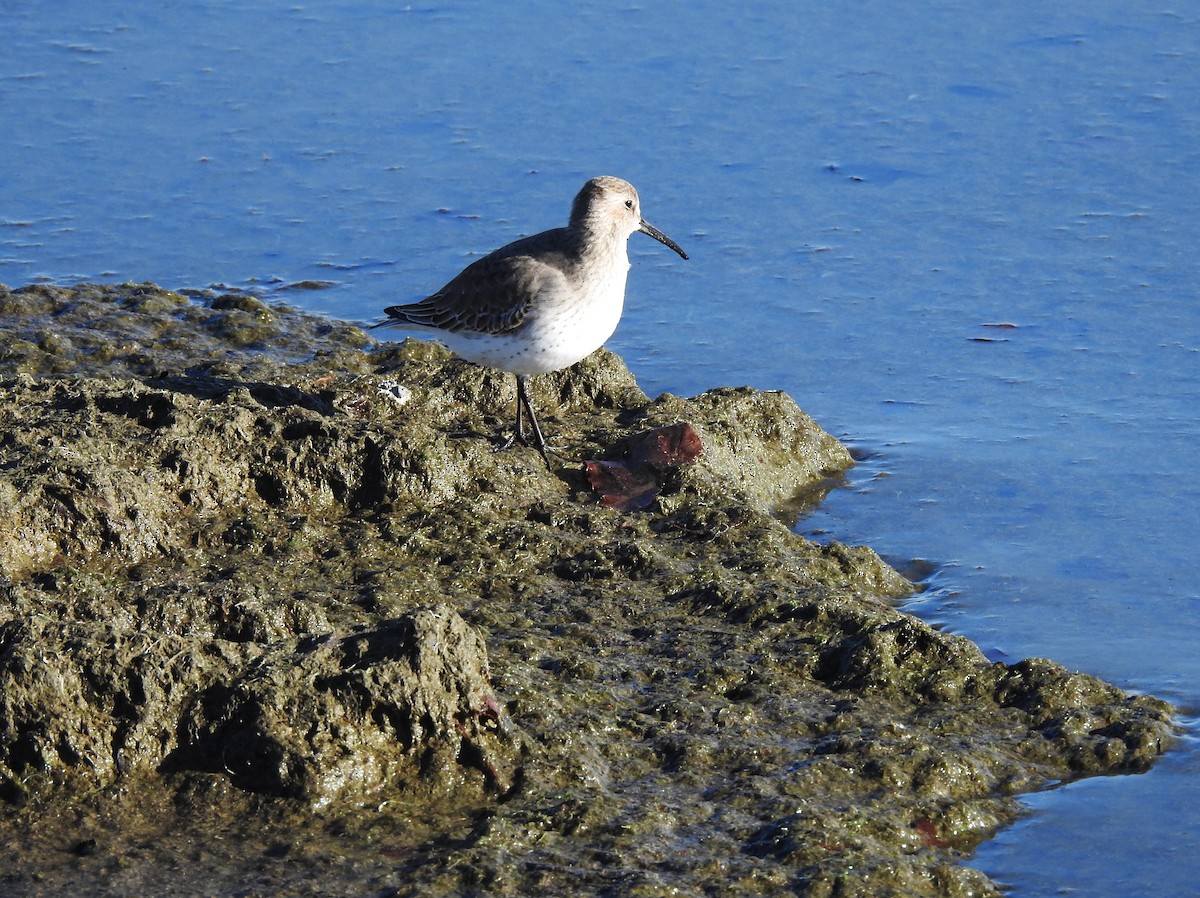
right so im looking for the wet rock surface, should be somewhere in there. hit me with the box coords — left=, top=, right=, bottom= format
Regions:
left=0, top=283, right=1174, bottom=897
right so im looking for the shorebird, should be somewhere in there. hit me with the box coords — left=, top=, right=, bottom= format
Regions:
left=371, top=176, right=687, bottom=467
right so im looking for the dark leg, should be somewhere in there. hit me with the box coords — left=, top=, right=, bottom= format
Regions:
left=497, top=379, right=523, bottom=452
left=517, top=375, right=552, bottom=468
left=496, top=375, right=553, bottom=468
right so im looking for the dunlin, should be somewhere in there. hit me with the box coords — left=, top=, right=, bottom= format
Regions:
left=372, top=176, right=687, bottom=466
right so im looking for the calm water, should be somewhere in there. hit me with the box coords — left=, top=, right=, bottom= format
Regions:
left=5, top=1, right=1200, bottom=894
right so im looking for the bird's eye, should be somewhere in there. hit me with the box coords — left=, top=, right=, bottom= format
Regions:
left=625, top=199, right=634, bottom=209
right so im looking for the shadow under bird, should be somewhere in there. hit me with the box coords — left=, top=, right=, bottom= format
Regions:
left=371, top=175, right=688, bottom=467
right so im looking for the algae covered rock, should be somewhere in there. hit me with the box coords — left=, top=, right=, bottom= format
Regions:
left=0, top=615, right=258, bottom=800
left=0, top=283, right=1176, bottom=898
left=0, top=604, right=515, bottom=808
left=640, top=385, right=853, bottom=512
left=175, top=606, right=516, bottom=803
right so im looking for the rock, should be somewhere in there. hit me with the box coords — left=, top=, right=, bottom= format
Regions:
left=0, top=606, right=515, bottom=808
left=173, top=606, right=516, bottom=804
left=0, top=283, right=1175, bottom=898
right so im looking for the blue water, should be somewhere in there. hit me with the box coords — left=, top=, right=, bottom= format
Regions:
left=4, top=2, right=1200, bottom=894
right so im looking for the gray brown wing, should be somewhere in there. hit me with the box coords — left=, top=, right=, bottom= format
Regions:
left=383, top=232, right=575, bottom=336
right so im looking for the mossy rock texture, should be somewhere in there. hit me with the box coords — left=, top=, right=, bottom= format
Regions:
left=0, top=283, right=1174, bottom=897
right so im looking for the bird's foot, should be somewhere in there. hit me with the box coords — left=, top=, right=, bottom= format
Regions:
left=495, top=430, right=568, bottom=469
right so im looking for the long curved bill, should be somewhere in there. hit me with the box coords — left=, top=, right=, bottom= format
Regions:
left=638, top=220, right=689, bottom=260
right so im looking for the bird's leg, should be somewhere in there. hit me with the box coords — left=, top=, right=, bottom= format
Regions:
left=496, top=376, right=525, bottom=448
left=495, top=375, right=555, bottom=468
left=496, top=379, right=524, bottom=453
left=516, top=375, right=554, bottom=468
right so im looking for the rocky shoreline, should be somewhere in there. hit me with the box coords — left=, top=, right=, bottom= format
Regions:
left=0, top=283, right=1174, bottom=897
